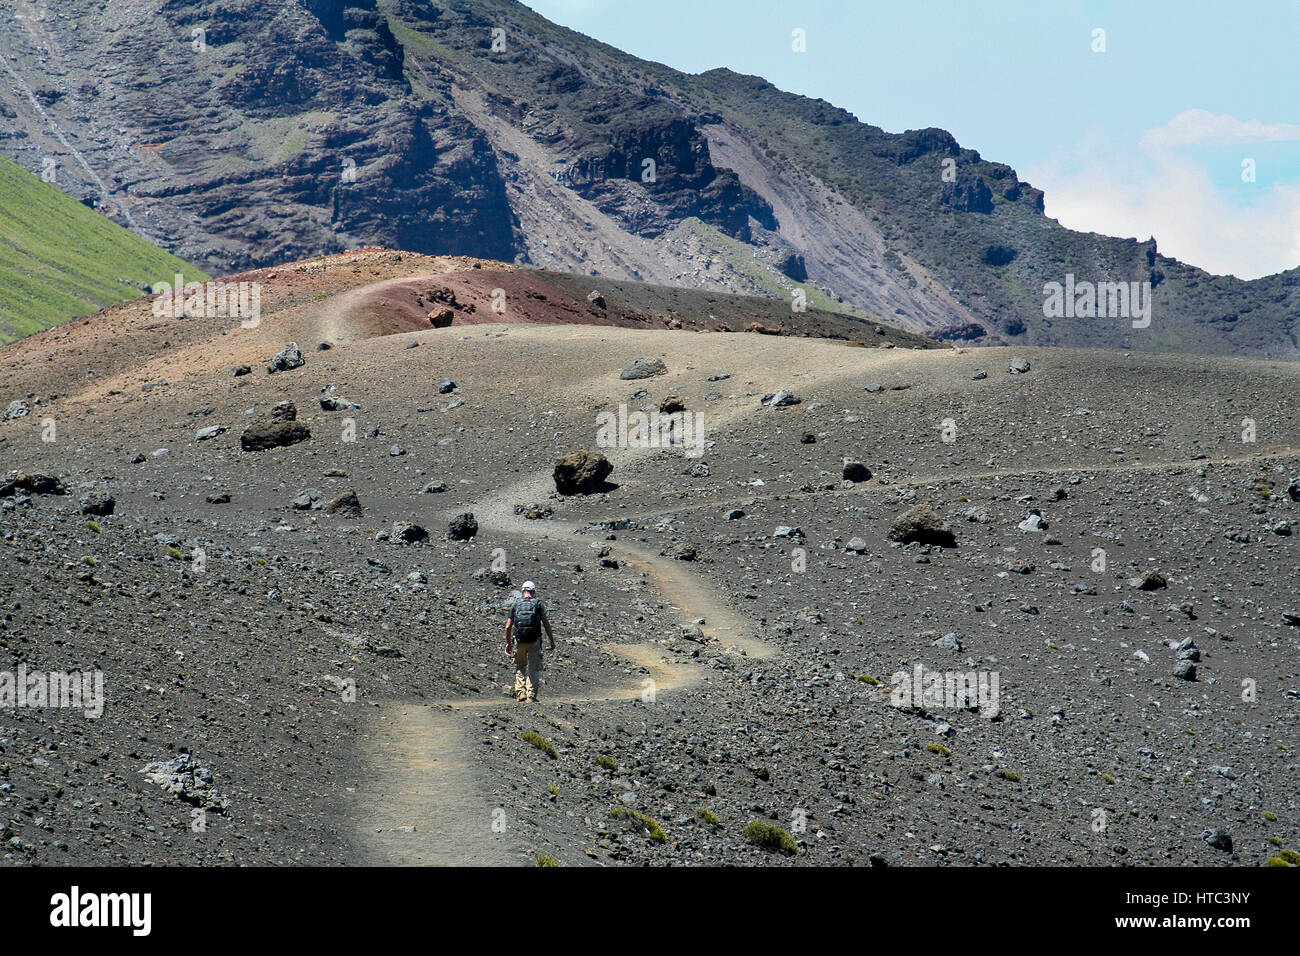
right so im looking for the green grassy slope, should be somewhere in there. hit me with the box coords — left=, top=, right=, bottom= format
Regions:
left=0, top=156, right=206, bottom=343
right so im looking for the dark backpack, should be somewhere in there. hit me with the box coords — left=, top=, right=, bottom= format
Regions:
left=512, top=597, right=542, bottom=641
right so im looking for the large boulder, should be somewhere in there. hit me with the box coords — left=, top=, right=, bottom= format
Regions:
left=887, top=504, right=956, bottom=547
left=240, top=421, right=310, bottom=452
left=553, top=450, right=614, bottom=495
left=267, top=343, right=304, bottom=374
left=620, top=357, right=666, bottom=380
left=80, top=492, right=116, bottom=516
left=448, top=513, right=479, bottom=541
left=322, top=490, right=362, bottom=516
left=842, top=460, right=872, bottom=483
left=0, top=471, right=67, bottom=496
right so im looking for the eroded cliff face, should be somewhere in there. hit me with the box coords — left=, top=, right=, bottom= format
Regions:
left=0, top=0, right=522, bottom=273
left=2, top=0, right=1296, bottom=355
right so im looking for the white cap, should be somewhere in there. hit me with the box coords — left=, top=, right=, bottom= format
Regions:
left=521, top=581, right=536, bottom=592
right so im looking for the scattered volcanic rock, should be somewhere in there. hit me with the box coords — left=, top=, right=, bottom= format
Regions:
left=1132, top=571, right=1168, bottom=591
left=0, top=471, right=67, bottom=496
left=322, top=491, right=362, bottom=517
left=391, top=521, right=429, bottom=544
left=448, top=513, right=479, bottom=541
left=620, top=357, right=667, bottom=380
left=888, top=504, right=957, bottom=547
left=660, top=395, right=686, bottom=414
left=269, top=401, right=297, bottom=423
left=554, top=450, right=614, bottom=495
left=764, top=390, right=800, bottom=407
left=195, top=424, right=226, bottom=441
left=140, top=754, right=230, bottom=813
left=4, top=400, right=31, bottom=420
left=79, top=492, right=115, bottom=517
left=1008, top=357, right=1031, bottom=374
left=240, top=421, right=310, bottom=452
left=267, top=342, right=305, bottom=374
left=1204, top=828, right=1232, bottom=852
left=842, top=460, right=872, bottom=482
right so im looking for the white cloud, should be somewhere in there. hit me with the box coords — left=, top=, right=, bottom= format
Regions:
left=1141, top=108, right=1300, bottom=148
left=1026, top=115, right=1300, bottom=280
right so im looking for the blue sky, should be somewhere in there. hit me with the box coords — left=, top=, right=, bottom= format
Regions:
left=524, top=0, right=1300, bottom=278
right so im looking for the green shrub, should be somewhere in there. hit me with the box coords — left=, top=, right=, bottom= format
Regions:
left=609, top=806, right=666, bottom=843
left=1263, top=811, right=1278, bottom=822
left=856, top=674, right=879, bottom=685
left=85, top=520, right=101, bottom=533
left=1280, top=848, right=1300, bottom=866
left=926, top=743, right=951, bottom=757
left=697, top=807, right=721, bottom=827
left=743, top=820, right=797, bottom=855
left=1266, top=856, right=1293, bottom=867
left=998, top=770, right=1021, bottom=782
left=595, top=754, right=618, bottom=772
left=520, top=731, right=557, bottom=759
left=536, top=854, right=559, bottom=867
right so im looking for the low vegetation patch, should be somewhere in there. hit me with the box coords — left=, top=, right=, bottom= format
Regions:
left=743, top=820, right=797, bottom=855
left=595, top=754, right=618, bottom=772
left=520, top=731, right=557, bottom=759
left=609, top=806, right=666, bottom=843
left=697, top=807, right=721, bottom=827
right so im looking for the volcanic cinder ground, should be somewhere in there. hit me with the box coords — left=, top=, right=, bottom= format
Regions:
left=1, top=249, right=1297, bottom=867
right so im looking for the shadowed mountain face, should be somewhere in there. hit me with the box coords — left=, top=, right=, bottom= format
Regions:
left=1, top=0, right=1297, bottom=356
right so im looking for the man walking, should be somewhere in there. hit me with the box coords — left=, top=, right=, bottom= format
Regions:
left=505, top=581, right=555, bottom=702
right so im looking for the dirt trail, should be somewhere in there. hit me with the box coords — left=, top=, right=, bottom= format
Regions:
left=350, top=311, right=1297, bottom=867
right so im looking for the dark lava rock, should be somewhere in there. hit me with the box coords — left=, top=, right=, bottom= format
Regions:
left=290, top=488, right=324, bottom=510
left=1134, top=571, right=1168, bottom=591
left=1204, top=828, right=1232, bottom=852
left=554, top=450, right=615, bottom=495
left=269, top=401, right=297, bottom=423
left=240, top=422, right=310, bottom=452
left=1173, top=660, right=1197, bottom=681
left=1008, top=356, right=1031, bottom=374
left=195, top=424, right=226, bottom=441
left=620, top=357, right=667, bottom=380
left=764, top=390, right=801, bottom=407
left=322, top=491, right=361, bottom=517
left=448, top=513, right=478, bottom=541
left=392, top=521, right=429, bottom=544
left=439, top=378, right=456, bottom=394
left=206, top=492, right=231, bottom=504
left=660, top=395, right=686, bottom=414
left=888, top=504, right=956, bottom=547
left=800, top=432, right=816, bottom=444
left=842, top=460, right=872, bottom=482
left=267, top=342, right=304, bottom=374
left=79, top=492, right=115, bottom=516
left=4, top=400, right=31, bottom=420
left=232, top=365, right=252, bottom=377
left=421, top=481, right=447, bottom=494
left=0, top=471, right=67, bottom=497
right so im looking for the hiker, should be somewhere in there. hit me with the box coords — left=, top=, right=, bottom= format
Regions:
left=505, top=581, right=555, bottom=702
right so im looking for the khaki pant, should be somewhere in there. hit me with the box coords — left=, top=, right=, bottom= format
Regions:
left=513, top=641, right=542, bottom=700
